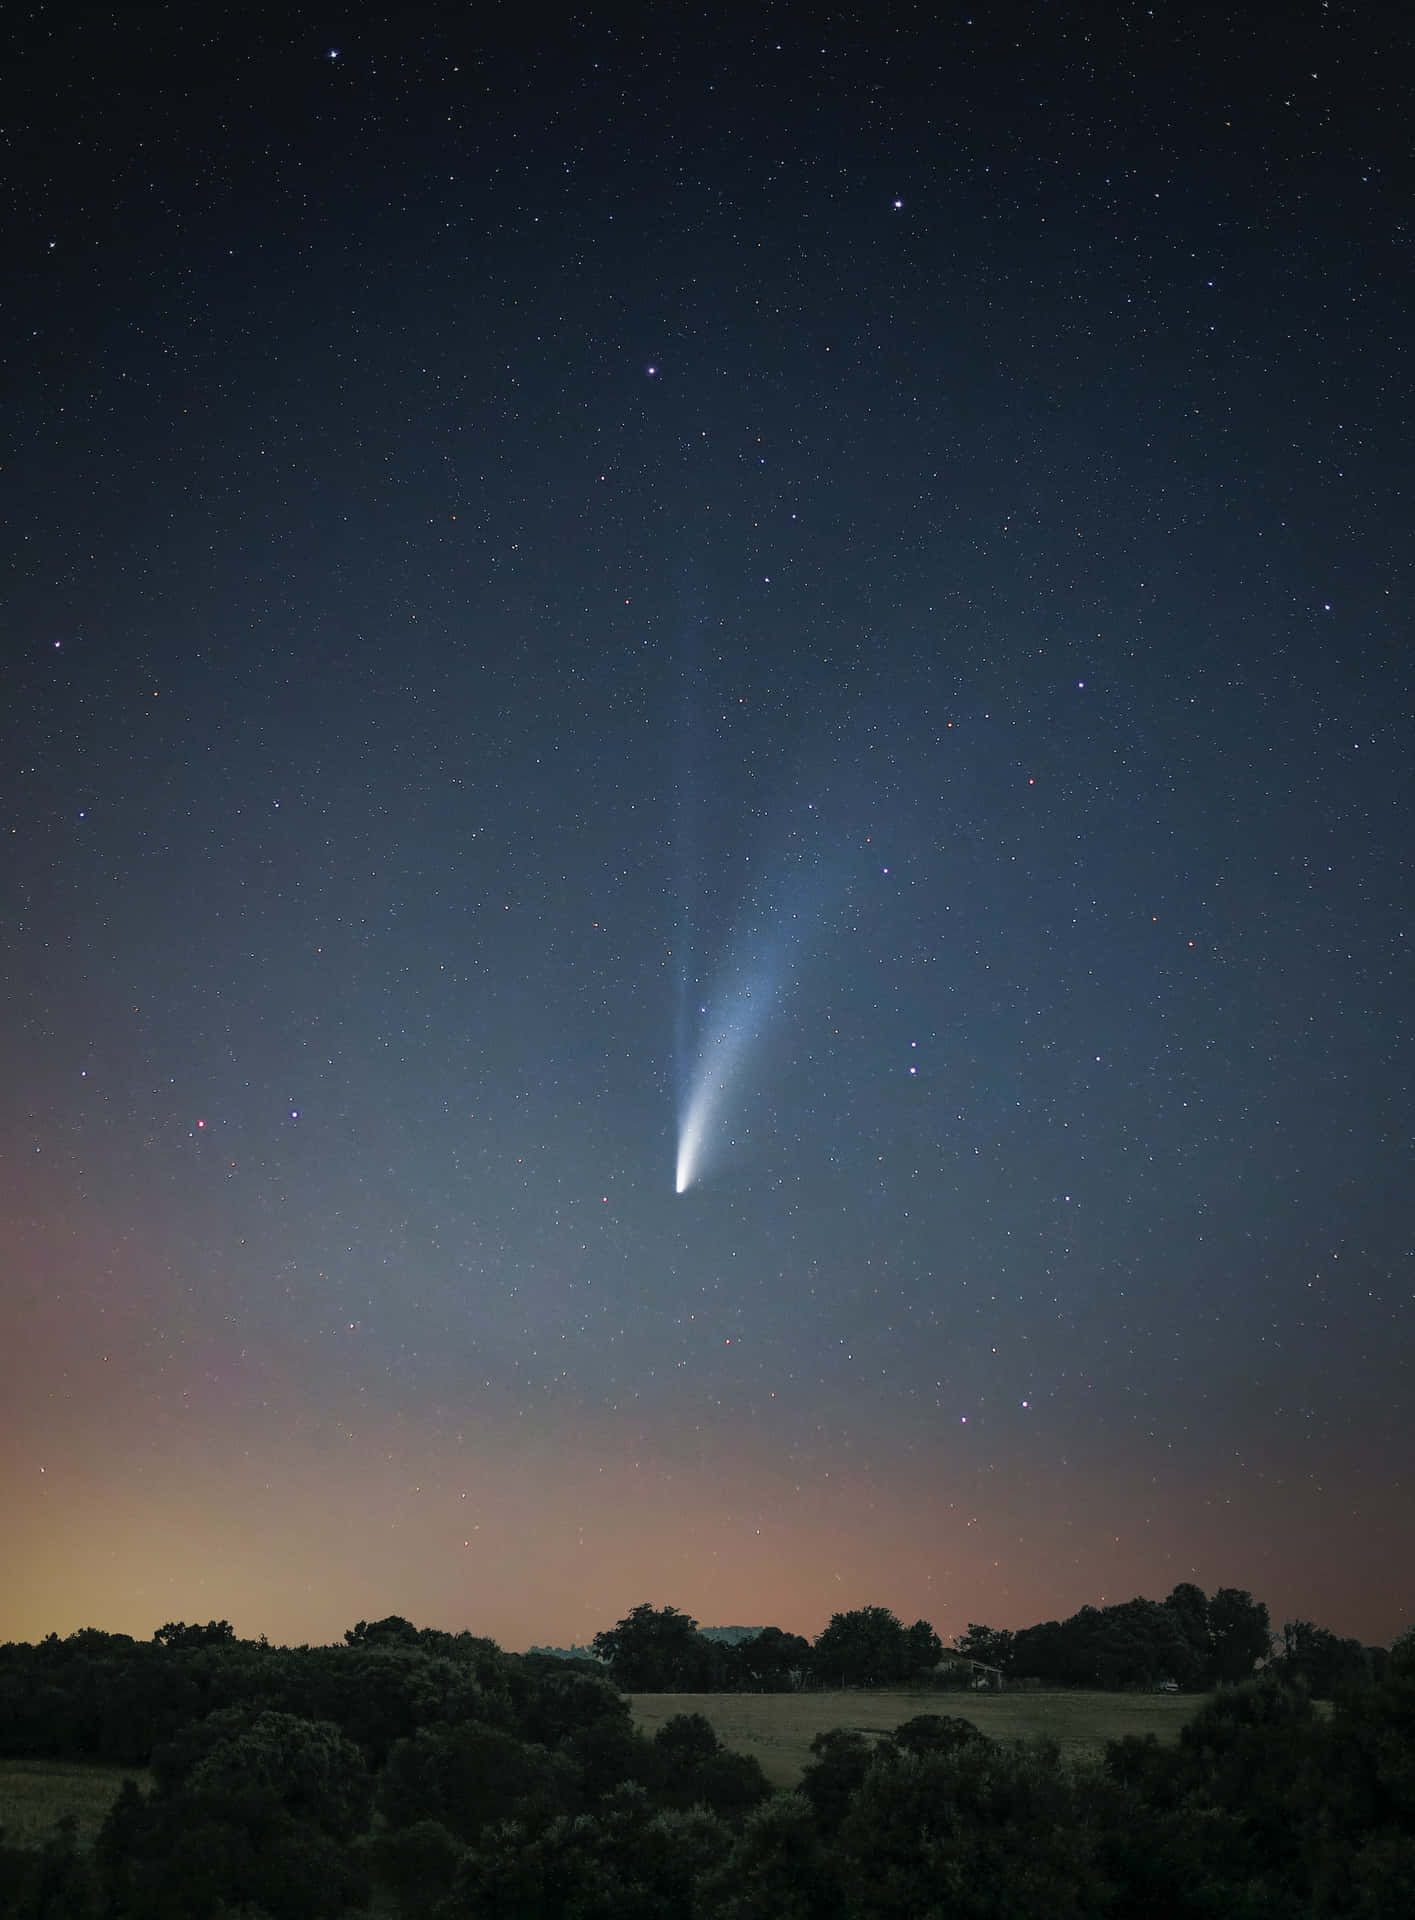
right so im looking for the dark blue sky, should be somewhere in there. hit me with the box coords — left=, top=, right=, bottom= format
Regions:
left=4, top=4, right=1410, bottom=1649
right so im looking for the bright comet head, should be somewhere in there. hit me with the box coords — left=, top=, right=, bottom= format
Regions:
left=674, top=1090, right=709, bottom=1193
left=673, top=979, right=765, bottom=1194
left=673, top=839, right=829, bottom=1194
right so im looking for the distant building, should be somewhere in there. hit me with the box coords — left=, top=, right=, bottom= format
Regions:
left=935, top=1655, right=1006, bottom=1691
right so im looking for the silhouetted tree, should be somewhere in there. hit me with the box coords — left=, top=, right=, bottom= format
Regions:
left=699, top=1791, right=838, bottom=1920
left=799, top=1727, right=876, bottom=1831
left=366, top=1817, right=465, bottom=1919
left=518, top=1668, right=632, bottom=1747
left=184, top=1710, right=372, bottom=1838
left=953, top=1623, right=1015, bottom=1673
left=152, top=1621, right=235, bottom=1651
left=442, top=1784, right=730, bottom=1919
left=886, top=1713, right=991, bottom=1760
left=1205, top=1588, right=1272, bottom=1685
left=343, top=1615, right=421, bottom=1648
left=1164, top=1581, right=1212, bottom=1685
left=379, top=1719, right=576, bottom=1842
left=591, top=1604, right=715, bottom=1690
left=562, top=1715, right=660, bottom=1805
left=903, top=1620, right=944, bottom=1676
left=0, top=1813, right=100, bottom=1919
left=838, top=1732, right=1105, bottom=1920
left=97, top=1713, right=371, bottom=1920
left=652, top=1713, right=772, bottom=1818
left=734, top=1625, right=812, bottom=1693
left=814, top=1607, right=916, bottom=1687
left=1276, top=1619, right=1372, bottom=1698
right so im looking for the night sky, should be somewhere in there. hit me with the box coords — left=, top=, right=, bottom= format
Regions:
left=4, top=7, right=1411, bottom=1655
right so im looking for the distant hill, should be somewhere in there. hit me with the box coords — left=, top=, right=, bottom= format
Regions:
left=526, top=1644, right=604, bottom=1662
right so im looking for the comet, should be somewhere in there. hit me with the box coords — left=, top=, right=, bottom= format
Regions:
left=668, top=606, right=841, bottom=1194
left=674, top=959, right=776, bottom=1194
left=674, top=841, right=833, bottom=1193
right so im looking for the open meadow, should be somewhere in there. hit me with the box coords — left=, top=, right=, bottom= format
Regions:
left=631, top=1687, right=1202, bottom=1788
left=0, top=1758, right=150, bottom=1850
left=0, top=1694, right=1203, bottom=1849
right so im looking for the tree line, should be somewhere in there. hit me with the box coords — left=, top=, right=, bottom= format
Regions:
left=955, top=1586, right=1391, bottom=1695
left=954, top=1582, right=1276, bottom=1690
left=588, top=1603, right=945, bottom=1692
left=1, top=1599, right=1408, bottom=1917
left=583, top=1583, right=1349, bottom=1695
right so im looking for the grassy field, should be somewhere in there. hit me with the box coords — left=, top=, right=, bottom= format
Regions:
left=0, top=1692, right=1201, bottom=1846
left=0, top=1758, right=149, bottom=1851
left=630, top=1688, right=1202, bottom=1788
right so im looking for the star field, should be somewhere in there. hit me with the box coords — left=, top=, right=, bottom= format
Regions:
left=2, top=6, right=1410, bottom=1650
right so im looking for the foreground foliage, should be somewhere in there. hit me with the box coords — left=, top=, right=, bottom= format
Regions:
left=0, top=1617, right=1410, bottom=1917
